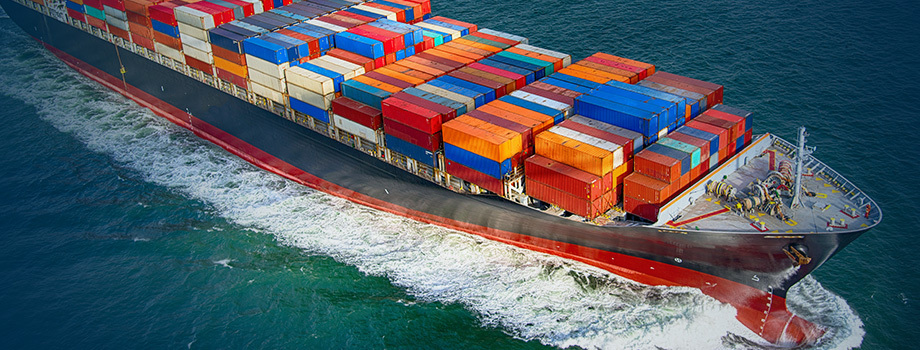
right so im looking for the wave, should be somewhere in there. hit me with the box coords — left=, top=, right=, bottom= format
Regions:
left=0, top=20, right=863, bottom=349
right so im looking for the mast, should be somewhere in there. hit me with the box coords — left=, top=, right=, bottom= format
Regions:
left=791, top=126, right=813, bottom=209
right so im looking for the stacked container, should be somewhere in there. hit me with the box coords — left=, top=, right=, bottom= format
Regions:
left=331, top=96, right=384, bottom=145
left=552, top=52, right=654, bottom=88
left=525, top=115, right=640, bottom=219
left=642, top=71, right=724, bottom=110
left=149, top=0, right=187, bottom=63
left=442, top=114, right=524, bottom=194
left=82, top=0, right=109, bottom=30
left=65, top=0, right=88, bottom=24
left=123, top=0, right=165, bottom=51
left=286, top=55, right=365, bottom=122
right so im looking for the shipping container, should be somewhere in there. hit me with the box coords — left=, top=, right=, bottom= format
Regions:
left=415, top=84, right=475, bottom=113
left=518, top=85, right=573, bottom=107
left=525, top=154, right=605, bottom=201
left=484, top=101, right=553, bottom=132
left=383, top=117, right=442, bottom=151
left=575, top=94, right=658, bottom=139
left=657, top=137, right=701, bottom=168
left=644, top=73, right=721, bottom=109
left=590, top=52, right=655, bottom=79
left=386, top=134, right=438, bottom=167
left=700, top=109, right=745, bottom=139
left=624, top=171, right=672, bottom=204
left=381, top=96, right=443, bottom=134
left=534, top=131, right=613, bottom=177
left=509, top=90, right=571, bottom=117
left=549, top=125, right=624, bottom=169
left=443, top=143, right=512, bottom=179
left=666, top=132, right=710, bottom=162
left=557, top=119, right=633, bottom=159
left=443, top=116, right=522, bottom=163
left=634, top=147, right=681, bottom=183
left=444, top=158, right=504, bottom=196
left=332, top=96, right=384, bottom=130
left=342, top=79, right=391, bottom=109
left=466, top=110, right=533, bottom=157
left=623, top=194, right=661, bottom=222
left=400, top=87, right=467, bottom=116
left=712, top=104, right=754, bottom=132
left=693, top=112, right=740, bottom=140
left=653, top=71, right=723, bottom=106
left=525, top=178, right=611, bottom=219
left=539, top=76, right=592, bottom=95
left=332, top=113, right=380, bottom=144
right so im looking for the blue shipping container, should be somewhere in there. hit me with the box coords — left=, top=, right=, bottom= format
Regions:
left=539, top=77, right=593, bottom=94
left=675, top=126, right=720, bottom=155
left=444, top=143, right=513, bottom=179
left=590, top=86, right=673, bottom=130
left=637, top=80, right=706, bottom=114
left=334, top=31, right=385, bottom=59
left=438, top=75, right=496, bottom=103
left=242, top=37, right=289, bottom=64
left=549, top=72, right=601, bottom=90
left=575, top=95, right=658, bottom=138
left=387, top=134, right=439, bottom=167
left=478, top=58, right=535, bottom=84
left=290, top=97, right=331, bottom=124
left=342, top=79, right=391, bottom=109
left=151, top=19, right=180, bottom=38
left=499, top=95, right=563, bottom=124
left=401, top=87, right=468, bottom=115
left=602, top=81, right=686, bottom=124
left=427, top=79, right=486, bottom=108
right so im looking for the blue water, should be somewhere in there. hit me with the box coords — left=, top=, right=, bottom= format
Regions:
left=0, top=0, right=917, bottom=348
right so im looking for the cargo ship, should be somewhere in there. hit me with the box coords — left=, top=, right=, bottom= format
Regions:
left=1, top=0, right=881, bottom=345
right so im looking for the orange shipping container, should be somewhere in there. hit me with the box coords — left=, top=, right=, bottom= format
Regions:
left=436, top=44, right=486, bottom=61
left=443, top=116, right=522, bottom=162
left=375, top=66, right=426, bottom=86
left=568, top=63, right=630, bottom=83
left=424, top=49, right=475, bottom=65
left=390, top=60, right=445, bottom=78
left=476, top=104, right=546, bottom=134
left=453, top=38, right=501, bottom=53
left=575, top=60, right=639, bottom=83
left=623, top=172, right=672, bottom=204
left=535, top=131, right=614, bottom=177
left=557, top=66, right=610, bottom=84
left=353, top=75, right=403, bottom=93
left=214, top=56, right=247, bottom=78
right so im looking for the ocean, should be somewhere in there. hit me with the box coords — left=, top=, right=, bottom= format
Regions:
left=0, top=0, right=916, bottom=348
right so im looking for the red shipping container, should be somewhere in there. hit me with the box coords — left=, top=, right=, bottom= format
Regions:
left=220, top=0, right=254, bottom=17
left=744, top=129, right=752, bottom=145
left=526, top=178, right=611, bottom=219
left=125, top=0, right=159, bottom=16
left=110, top=26, right=131, bottom=41
left=364, top=2, right=405, bottom=22
left=666, top=132, right=710, bottom=162
left=701, top=109, right=744, bottom=139
left=529, top=81, right=583, bottom=99
left=277, top=29, right=320, bottom=55
left=335, top=10, right=375, bottom=24
left=87, top=16, right=107, bottom=29
left=349, top=26, right=403, bottom=53
left=381, top=97, right=442, bottom=134
left=391, top=91, right=457, bottom=122
left=133, top=33, right=156, bottom=50
left=525, top=154, right=606, bottom=201
left=364, top=71, right=414, bottom=89
left=624, top=195, right=661, bottom=222
left=126, top=11, right=150, bottom=26
left=645, top=73, right=720, bottom=108
left=654, top=71, right=723, bottom=106
left=404, top=56, right=455, bottom=75
left=128, top=21, right=154, bottom=39
left=332, top=97, right=383, bottom=130
left=519, top=85, right=574, bottom=106
left=634, top=148, right=680, bottom=183
left=84, top=0, right=104, bottom=9
left=184, top=54, right=214, bottom=75
left=467, top=62, right=525, bottom=89
left=326, top=49, right=376, bottom=72
left=102, top=0, right=126, bottom=11
left=373, top=56, right=387, bottom=69
left=685, top=120, right=729, bottom=153
left=67, top=8, right=87, bottom=22
left=430, top=16, right=477, bottom=32
left=624, top=172, right=671, bottom=204
left=215, top=66, right=248, bottom=89
left=466, top=110, right=532, bottom=158
left=582, top=55, right=644, bottom=78
left=211, top=44, right=246, bottom=65
left=415, top=52, right=464, bottom=70
left=383, top=117, right=442, bottom=151
left=445, top=159, right=504, bottom=196
left=149, top=4, right=178, bottom=26
left=259, top=0, right=273, bottom=11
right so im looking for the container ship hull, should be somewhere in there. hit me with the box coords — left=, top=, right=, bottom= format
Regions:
left=3, top=0, right=871, bottom=345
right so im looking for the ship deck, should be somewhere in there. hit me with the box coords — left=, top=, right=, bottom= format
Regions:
left=658, top=134, right=879, bottom=234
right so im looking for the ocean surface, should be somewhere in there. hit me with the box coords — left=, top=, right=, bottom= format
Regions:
left=0, top=0, right=917, bottom=348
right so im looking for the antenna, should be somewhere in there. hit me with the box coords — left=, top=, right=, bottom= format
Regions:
left=791, top=126, right=814, bottom=209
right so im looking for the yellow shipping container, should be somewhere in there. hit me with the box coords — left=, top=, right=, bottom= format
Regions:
left=443, top=116, right=522, bottom=162
left=535, top=131, right=613, bottom=177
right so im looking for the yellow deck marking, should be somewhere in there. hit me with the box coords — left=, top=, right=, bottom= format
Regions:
left=816, top=177, right=824, bottom=181
left=706, top=198, right=712, bottom=202
left=785, top=219, right=798, bottom=226
left=815, top=193, right=827, bottom=198
left=772, top=230, right=779, bottom=233
left=861, top=224, right=868, bottom=227
left=823, top=183, right=832, bottom=187
left=832, top=190, right=840, bottom=194
left=758, top=213, right=765, bottom=217
left=786, top=230, right=794, bottom=233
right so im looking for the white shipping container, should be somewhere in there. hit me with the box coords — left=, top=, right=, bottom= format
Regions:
left=510, top=90, right=572, bottom=113
left=180, top=32, right=211, bottom=53
left=305, top=19, right=347, bottom=33
left=353, top=4, right=397, bottom=21
left=416, top=84, right=475, bottom=114
left=551, top=126, right=624, bottom=168
left=174, top=6, right=215, bottom=30
left=332, top=114, right=379, bottom=144
left=414, top=22, right=460, bottom=41
left=569, top=115, right=643, bottom=154
left=245, top=54, right=288, bottom=79
left=249, top=67, right=286, bottom=92
left=155, top=42, right=186, bottom=63
left=286, top=83, right=334, bottom=110
left=478, top=28, right=529, bottom=45
left=103, top=5, right=127, bottom=21
left=514, top=44, right=572, bottom=67
left=250, top=81, right=286, bottom=104
left=313, top=55, right=364, bottom=76
left=105, top=15, right=130, bottom=31
left=182, top=43, right=214, bottom=64
left=306, top=58, right=355, bottom=80
left=178, top=22, right=209, bottom=42
left=284, top=65, right=335, bottom=96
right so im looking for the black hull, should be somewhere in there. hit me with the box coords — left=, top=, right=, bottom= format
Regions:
left=1, top=0, right=873, bottom=344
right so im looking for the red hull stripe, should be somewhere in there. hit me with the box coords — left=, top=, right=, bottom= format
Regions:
left=41, top=41, right=822, bottom=346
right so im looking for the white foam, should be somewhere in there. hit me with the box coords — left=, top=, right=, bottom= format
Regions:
left=0, top=23, right=865, bottom=349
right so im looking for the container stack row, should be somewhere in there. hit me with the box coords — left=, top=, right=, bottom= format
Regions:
left=623, top=105, right=753, bottom=222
